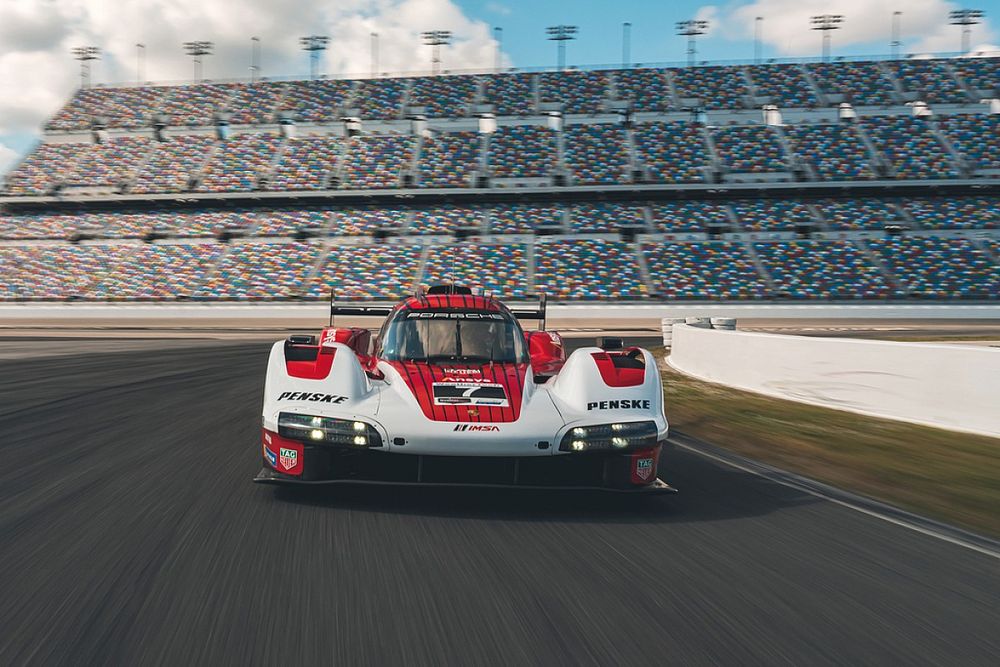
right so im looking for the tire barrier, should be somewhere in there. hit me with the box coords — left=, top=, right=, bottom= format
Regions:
left=660, top=317, right=686, bottom=348
left=710, top=317, right=737, bottom=331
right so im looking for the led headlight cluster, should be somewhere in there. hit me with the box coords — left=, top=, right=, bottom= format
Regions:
left=278, top=412, right=382, bottom=448
left=559, top=421, right=657, bottom=452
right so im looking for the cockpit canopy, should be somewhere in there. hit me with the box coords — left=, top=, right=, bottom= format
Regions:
left=380, top=309, right=528, bottom=364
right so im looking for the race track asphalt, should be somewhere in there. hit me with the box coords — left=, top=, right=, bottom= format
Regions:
left=0, top=340, right=998, bottom=666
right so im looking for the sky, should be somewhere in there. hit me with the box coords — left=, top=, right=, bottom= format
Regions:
left=0, top=0, right=997, bottom=172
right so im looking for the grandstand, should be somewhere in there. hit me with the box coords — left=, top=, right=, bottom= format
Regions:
left=1, top=54, right=998, bottom=302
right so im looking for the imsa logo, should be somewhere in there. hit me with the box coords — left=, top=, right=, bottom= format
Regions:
left=453, top=424, right=500, bottom=432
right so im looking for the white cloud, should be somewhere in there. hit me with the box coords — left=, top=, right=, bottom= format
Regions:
left=0, top=0, right=505, bottom=152
left=724, top=0, right=997, bottom=57
left=486, top=2, right=511, bottom=16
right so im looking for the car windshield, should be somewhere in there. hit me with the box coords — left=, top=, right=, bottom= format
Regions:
left=381, top=312, right=527, bottom=363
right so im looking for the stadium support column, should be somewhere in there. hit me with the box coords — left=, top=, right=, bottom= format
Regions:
left=546, top=25, right=578, bottom=72
left=949, top=9, right=984, bottom=54
left=72, top=46, right=100, bottom=89
left=675, top=20, right=708, bottom=67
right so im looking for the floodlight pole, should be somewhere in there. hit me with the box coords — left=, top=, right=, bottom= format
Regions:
left=371, top=32, right=379, bottom=77
left=889, top=12, right=902, bottom=59
left=622, top=22, right=631, bottom=68
left=422, top=30, right=452, bottom=76
left=300, top=35, right=330, bottom=80
left=754, top=17, right=763, bottom=64
left=949, top=9, right=984, bottom=54
left=810, top=15, right=844, bottom=63
left=250, top=37, right=261, bottom=82
left=136, top=43, right=145, bottom=84
left=546, top=25, right=578, bottom=71
left=494, top=27, right=503, bottom=73
left=72, top=46, right=100, bottom=89
left=675, top=20, right=708, bottom=67
left=183, top=41, right=214, bottom=82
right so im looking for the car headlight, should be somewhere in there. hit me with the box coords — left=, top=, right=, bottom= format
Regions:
left=278, top=412, right=383, bottom=448
left=559, top=421, right=657, bottom=452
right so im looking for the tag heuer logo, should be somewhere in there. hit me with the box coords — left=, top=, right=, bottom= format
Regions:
left=636, top=458, right=654, bottom=481
left=279, top=447, right=298, bottom=471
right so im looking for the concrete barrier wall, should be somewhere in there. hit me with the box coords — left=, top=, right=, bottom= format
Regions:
left=668, top=324, right=1000, bottom=437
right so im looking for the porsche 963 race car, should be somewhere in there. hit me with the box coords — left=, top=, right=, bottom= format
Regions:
left=255, top=286, right=673, bottom=493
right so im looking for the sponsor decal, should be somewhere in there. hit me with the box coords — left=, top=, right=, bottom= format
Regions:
left=320, top=329, right=339, bottom=346
left=263, top=443, right=277, bottom=467
left=453, top=424, right=500, bottom=432
left=467, top=408, right=479, bottom=417
left=279, top=447, right=298, bottom=471
left=586, top=399, right=651, bottom=411
left=276, top=392, right=348, bottom=403
left=444, top=368, right=482, bottom=376
left=433, top=382, right=510, bottom=407
left=635, top=457, right=654, bottom=481
left=406, top=312, right=505, bottom=320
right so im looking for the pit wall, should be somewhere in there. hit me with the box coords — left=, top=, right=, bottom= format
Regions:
left=667, top=324, right=1000, bottom=437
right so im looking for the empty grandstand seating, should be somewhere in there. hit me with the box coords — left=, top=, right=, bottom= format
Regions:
left=563, top=124, right=629, bottom=185
left=310, top=244, right=420, bottom=300
left=131, top=135, right=215, bottom=193
left=538, top=70, right=609, bottom=114
left=612, top=68, right=672, bottom=111
left=784, top=123, right=875, bottom=180
left=815, top=198, right=899, bottom=231
left=488, top=204, right=563, bottom=233
left=755, top=240, right=892, bottom=299
left=869, top=236, right=999, bottom=298
left=534, top=239, right=646, bottom=300
left=672, top=66, right=750, bottom=110
left=862, top=116, right=959, bottom=179
left=407, top=76, right=479, bottom=117
left=732, top=200, right=814, bottom=231
left=569, top=203, right=644, bottom=233
left=650, top=201, right=730, bottom=233
left=197, top=132, right=282, bottom=192
left=421, top=243, right=529, bottom=298
left=255, top=208, right=330, bottom=236
left=329, top=206, right=410, bottom=235
left=353, top=79, right=406, bottom=119
left=488, top=125, right=556, bottom=180
left=482, top=73, right=536, bottom=115
left=197, top=242, right=320, bottom=299
left=4, top=142, right=88, bottom=195
left=885, top=59, right=968, bottom=105
left=747, top=64, right=818, bottom=108
left=225, top=82, right=286, bottom=125
left=643, top=241, right=767, bottom=299
left=88, top=243, right=223, bottom=299
left=342, top=134, right=415, bottom=189
left=409, top=206, right=484, bottom=235
left=418, top=131, right=482, bottom=187
left=64, top=136, right=151, bottom=189
left=937, top=113, right=1000, bottom=172
left=901, top=197, right=1000, bottom=230
left=712, top=124, right=788, bottom=174
left=279, top=80, right=353, bottom=123
left=806, top=61, right=894, bottom=106
left=268, top=134, right=341, bottom=190
left=2, top=58, right=999, bottom=306
left=634, top=121, right=708, bottom=183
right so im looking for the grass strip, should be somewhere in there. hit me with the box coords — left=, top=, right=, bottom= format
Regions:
left=658, top=349, right=1000, bottom=538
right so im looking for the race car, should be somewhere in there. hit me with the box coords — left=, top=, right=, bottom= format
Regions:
left=254, top=285, right=673, bottom=493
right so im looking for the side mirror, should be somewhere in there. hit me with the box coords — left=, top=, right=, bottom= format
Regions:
left=526, top=331, right=566, bottom=379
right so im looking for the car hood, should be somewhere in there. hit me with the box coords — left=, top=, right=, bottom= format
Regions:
left=383, top=360, right=529, bottom=423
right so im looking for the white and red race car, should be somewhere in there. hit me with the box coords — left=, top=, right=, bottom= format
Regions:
left=255, top=286, right=673, bottom=493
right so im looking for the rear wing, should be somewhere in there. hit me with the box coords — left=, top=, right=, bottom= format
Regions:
left=510, top=293, right=547, bottom=331
left=329, top=291, right=393, bottom=325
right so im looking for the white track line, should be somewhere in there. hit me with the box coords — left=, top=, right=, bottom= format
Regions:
left=670, top=436, right=1000, bottom=561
